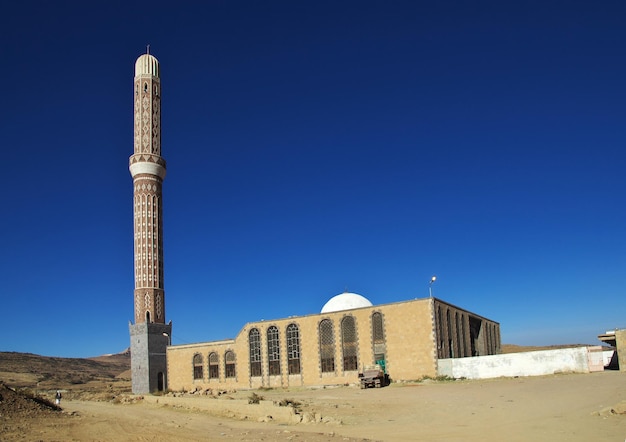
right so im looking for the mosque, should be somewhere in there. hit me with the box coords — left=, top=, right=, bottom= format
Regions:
left=127, top=51, right=501, bottom=394
left=166, top=292, right=500, bottom=391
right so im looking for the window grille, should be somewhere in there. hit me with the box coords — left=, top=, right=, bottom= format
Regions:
left=319, top=319, right=335, bottom=373
left=267, top=326, right=281, bottom=375
left=461, top=314, right=468, bottom=357
left=372, top=312, right=386, bottom=362
left=341, top=316, right=358, bottom=371
left=193, top=353, right=203, bottom=380
left=447, top=309, right=453, bottom=358
left=438, top=306, right=445, bottom=358
left=249, top=328, right=262, bottom=377
left=455, top=313, right=462, bottom=358
left=209, top=352, right=219, bottom=379
left=225, top=351, right=236, bottom=378
left=287, top=323, right=301, bottom=374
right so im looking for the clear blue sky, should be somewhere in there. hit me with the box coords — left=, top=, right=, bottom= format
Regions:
left=1, top=1, right=624, bottom=358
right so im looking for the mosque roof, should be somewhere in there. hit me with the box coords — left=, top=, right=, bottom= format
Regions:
left=321, top=292, right=373, bottom=313
left=135, top=53, right=160, bottom=78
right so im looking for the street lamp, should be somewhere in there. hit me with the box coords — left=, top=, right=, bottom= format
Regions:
left=162, top=332, right=171, bottom=346
left=429, top=276, right=436, bottom=297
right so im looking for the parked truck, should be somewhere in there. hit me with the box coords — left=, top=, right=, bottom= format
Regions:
left=358, top=364, right=388, bottom=389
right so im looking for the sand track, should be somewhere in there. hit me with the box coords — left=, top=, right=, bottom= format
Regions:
left=2, top=371, right=626, bottom=441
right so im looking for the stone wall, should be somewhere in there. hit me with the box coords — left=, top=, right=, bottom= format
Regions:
left=130, top=321, right=172, bottom=394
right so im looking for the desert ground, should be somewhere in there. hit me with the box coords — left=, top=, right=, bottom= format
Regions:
left=1, top=350, right=625, bottom=441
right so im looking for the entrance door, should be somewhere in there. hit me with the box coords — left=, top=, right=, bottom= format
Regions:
left=157, top=372, right=164, bottom=391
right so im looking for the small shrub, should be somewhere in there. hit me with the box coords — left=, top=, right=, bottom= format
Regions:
left=418, top=375, right=455, bottom=382
left=248, top=392, right=263, bottom=404
left=278, top=398, right=302, bottom=413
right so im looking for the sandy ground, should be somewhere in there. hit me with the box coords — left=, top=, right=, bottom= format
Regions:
left=4, top=371, right=626, bottom=441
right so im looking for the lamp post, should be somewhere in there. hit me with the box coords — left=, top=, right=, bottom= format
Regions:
left=429, top=276, right=436, bottom=297
left=162, top=332, right=171, bottom=346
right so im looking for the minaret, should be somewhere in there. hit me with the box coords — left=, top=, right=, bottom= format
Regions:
left=129, top=50, right=171, bottom=394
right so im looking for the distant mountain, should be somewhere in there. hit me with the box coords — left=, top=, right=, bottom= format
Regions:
left=0, top=351, right=130, bottom=390
left=500, top=343, right=597, bottom=354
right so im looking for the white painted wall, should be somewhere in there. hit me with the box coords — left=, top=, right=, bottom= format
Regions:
left=437, top=347, right=591, bottom=380
left=586, top=346, right=605, bottom=372
left=602, top=350, right=615, bottom=366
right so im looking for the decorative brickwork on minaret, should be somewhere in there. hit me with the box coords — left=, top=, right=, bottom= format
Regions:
left=130, top=52, right=166, bottom=325
left=129, top=50, right=171, bottom=394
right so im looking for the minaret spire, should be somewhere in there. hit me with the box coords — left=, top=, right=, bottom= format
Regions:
left=129, top=50, right=171, bottom=394
left=130, top=50, right=165, bottom=323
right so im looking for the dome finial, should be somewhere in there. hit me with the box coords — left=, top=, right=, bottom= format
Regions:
left=147, top=44, right=150, bottom=55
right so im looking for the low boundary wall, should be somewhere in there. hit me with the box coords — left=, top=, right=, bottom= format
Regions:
left=437, top=347, right=607, bottom=380
left=142, top=395, right=299, bottom=423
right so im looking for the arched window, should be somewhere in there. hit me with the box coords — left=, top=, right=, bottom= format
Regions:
left=437, top=306, right=444, bottom=358
left=455, top=312, right=462, bottom=358
left=488, top=323, right=496, bottom=354
left=494, top=324, right=500, bottom=352
left=287, top=323, right=301, bottom=374
left=267, top=326, right=281, bottom=376
left=225, top=351, right=236, bottom=378
left=446, top=309, right=453, bottom=358
left=372, top=312, right=386, bottom=366
left=209, top=352, right=219, bottom=379
left=319, top=319, right=335, bottom=373
left=249, top=328, right=262, bottom=377
left=193, top=353, right=203, bottom=380
left=341, top=316, right=358, bottom=371
left=461, top=313, right=468, bottom=357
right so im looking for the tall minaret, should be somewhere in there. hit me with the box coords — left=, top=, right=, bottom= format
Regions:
left=129, top=50, right=171, bottom=394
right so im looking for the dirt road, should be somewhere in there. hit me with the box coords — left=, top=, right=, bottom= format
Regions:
left=4, top=371, right=626, bottom=441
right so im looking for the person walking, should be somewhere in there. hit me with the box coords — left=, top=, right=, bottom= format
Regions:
left=55, top=390, right=62, bottom=405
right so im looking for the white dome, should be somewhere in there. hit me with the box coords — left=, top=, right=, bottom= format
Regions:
left=321, top=292, right=373, bottom=313
left=135, top=53, right=160, bottom=78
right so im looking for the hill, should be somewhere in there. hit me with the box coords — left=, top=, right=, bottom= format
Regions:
left=0, top=351, right=130, bottom=392
left=499, top=343, right=594, bottom=354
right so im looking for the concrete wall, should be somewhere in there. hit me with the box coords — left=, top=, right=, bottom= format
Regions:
left=438, top=347, right=592, bottom=380
left=603, top=350, right=617, bottom=367
left=586, top=346, right=606, bottom=372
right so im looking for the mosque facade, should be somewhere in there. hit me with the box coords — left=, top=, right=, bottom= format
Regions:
left=166, top=293, right=500, bottom=391
left=127, top=52, right=500, bottom=393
